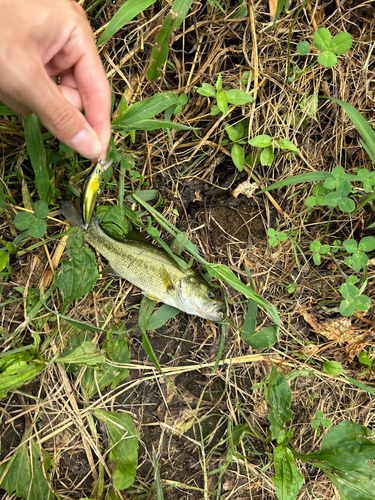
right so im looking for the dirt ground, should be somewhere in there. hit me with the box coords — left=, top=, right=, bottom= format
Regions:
left=2, top=1, right=375, bottom=499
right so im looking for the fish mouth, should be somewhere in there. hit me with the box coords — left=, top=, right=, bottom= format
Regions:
left=204, top=302, right=226, bottom=322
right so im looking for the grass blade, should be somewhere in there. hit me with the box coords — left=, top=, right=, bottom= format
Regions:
left=256, top=171, right=332, bottom=194
left=329, top=97, right=375, bottom=157
left=0, top=103, right=17, bottom=115
left=97, top=0, right=156, bottom=46
left=24, top=114, right=52, bottom=204
left=147, top=0, right=194, bottom=81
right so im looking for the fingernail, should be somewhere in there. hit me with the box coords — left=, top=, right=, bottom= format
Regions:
left=70, top=128, right=102, bottom=159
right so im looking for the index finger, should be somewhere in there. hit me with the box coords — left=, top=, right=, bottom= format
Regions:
left=73, top=28, right=112, bottom=158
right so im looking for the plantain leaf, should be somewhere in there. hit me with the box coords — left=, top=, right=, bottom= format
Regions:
left=324, top=463, right=375, bottom=500
left=0, top=438, right=54, bottom=500
left=272, top=446, right=304, bottom=500
left=94, top=410, right=139, bottom=490
left=56, top=228, right=99, bottom=302
left=55, top=341, right=106, bottom=368
left=24, top=114, right=52, bottom=204
left=267, top=365, right=293, bottom=443
left=81, top=335, right=131, bottom=399
left=305, top=421, right=375, bottom=471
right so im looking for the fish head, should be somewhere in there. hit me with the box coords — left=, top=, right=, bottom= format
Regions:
left=176, top=274, right=226, bottom=322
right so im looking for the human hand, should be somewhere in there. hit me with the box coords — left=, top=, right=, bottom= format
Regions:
left=0, top=0, right=111, bottom=159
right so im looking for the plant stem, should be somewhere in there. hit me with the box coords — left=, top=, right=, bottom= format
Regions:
left=286, top=0, right=311, bottom=78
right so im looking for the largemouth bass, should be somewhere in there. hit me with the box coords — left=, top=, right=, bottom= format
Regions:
left=80, top=159, right=112, bottom=228
left=59, top=201, right=225, bottom=321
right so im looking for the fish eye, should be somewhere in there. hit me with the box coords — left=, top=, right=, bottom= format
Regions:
left=96, top=168, right=101, bottom=174
left=207, top=290, right=216, bottom=299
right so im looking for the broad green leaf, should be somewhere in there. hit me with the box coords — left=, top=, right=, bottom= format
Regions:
left=55, top=341, right=106, bottom=368
left=111, top=92, right=179, bottom=129
left=81, top=335, right=130, bottom=399
left=329, top=32, right=352, bottom=55
left=306, top=421, right=375, bottom=471
left=216, top=91, right=228, bottom=114
left=358, top=351, right=371, bottom=374
left=231, top=143, right=245, bottom=171
left=0, top=438, right=54, bottom=500
left=242, top=326, right=279, bottom=350
left=343, top=239, right=357, bottom=253
left=317, top=51, right=337, bottom=67
left=14, top=212, right=36, bottom=231
left=329, top=98, right=375, bottom=158
left=94, top=410, right=139, bottom=490
left=225, top=123, right=242, bottom=142
left=272, top=446, right=304, bottom=500
left=260, top=146, right=274, bottom=166
left=359, top=236, right=375, bottom=252
left=339, top=300, right=355, bottom=317
left=56, top=228, right=99, bottom=302
left=206, top=263, right=280, bottom=326
left=297, top=41, right=310, bottom=55
left=146, top=304, right=180, bottom=331
left=98, top=0, right=156, bottom=45
left=97, top=205, right=130, bottom=239
left=226, top=89, right=253, bottom=105
left=325, top=463, right=375, bottom=500
left=313, top=28, right=331, bottom=51
left=310, top=240, right=321, bottom=253
left=147, top=0, right=194, bottom=80
left=248, top=134, right=272, bottom=147
left=196, top=83, right=216, bottom=97
left=277, top=139, right=299, bottom=152
left=338, top=197, right=355, bottom=212
left=268, top=365, right=293, bottom=443
left=215, top=73, right=222, bottom=92
left=24, top=114, right=52, bottom=204
left=29, top=219, right=47, bottom=239
left=322, top=360, right=343, bottom=376
left=0, top=358, right=44, bottom=399
left=351, top=250, right=368, bottom=271
left=353, top=295, right=371, bottom=312
left=0, top=250, right=9, bottom=271
left=32, top=200, right=49, bottom=220
left=340, top=282, right=359, bottom=301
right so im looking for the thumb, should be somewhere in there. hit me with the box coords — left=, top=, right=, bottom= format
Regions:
left=30, top=76, right=102, bottom=159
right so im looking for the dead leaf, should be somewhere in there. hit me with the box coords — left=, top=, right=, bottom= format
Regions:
left=269, top=0, right=277, bottom=19
left=232, top=181, right=258, bottom=199
left=299, top=304, right=374, bottom=361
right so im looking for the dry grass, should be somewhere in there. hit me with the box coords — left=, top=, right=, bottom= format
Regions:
left=1, top=1, right=375, bottom=499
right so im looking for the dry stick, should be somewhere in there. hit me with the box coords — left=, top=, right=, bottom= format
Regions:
left=39, top=232, right=68, bottom=288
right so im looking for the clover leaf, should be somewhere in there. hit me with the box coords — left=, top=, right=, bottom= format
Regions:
left=14, top=200, right=49, bottom=239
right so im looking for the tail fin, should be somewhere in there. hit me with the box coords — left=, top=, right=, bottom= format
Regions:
left=58, top=200, right=85, bottom=229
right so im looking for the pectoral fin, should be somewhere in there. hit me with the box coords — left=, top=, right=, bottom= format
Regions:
left=161, top=265, right=174, bottom=293
left=101, top=264, right=120, bottom=277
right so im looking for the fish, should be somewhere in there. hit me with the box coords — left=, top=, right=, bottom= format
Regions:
left=80, top=159, right=112, bottom=228
left=58, top=200, right=226, bottom=322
